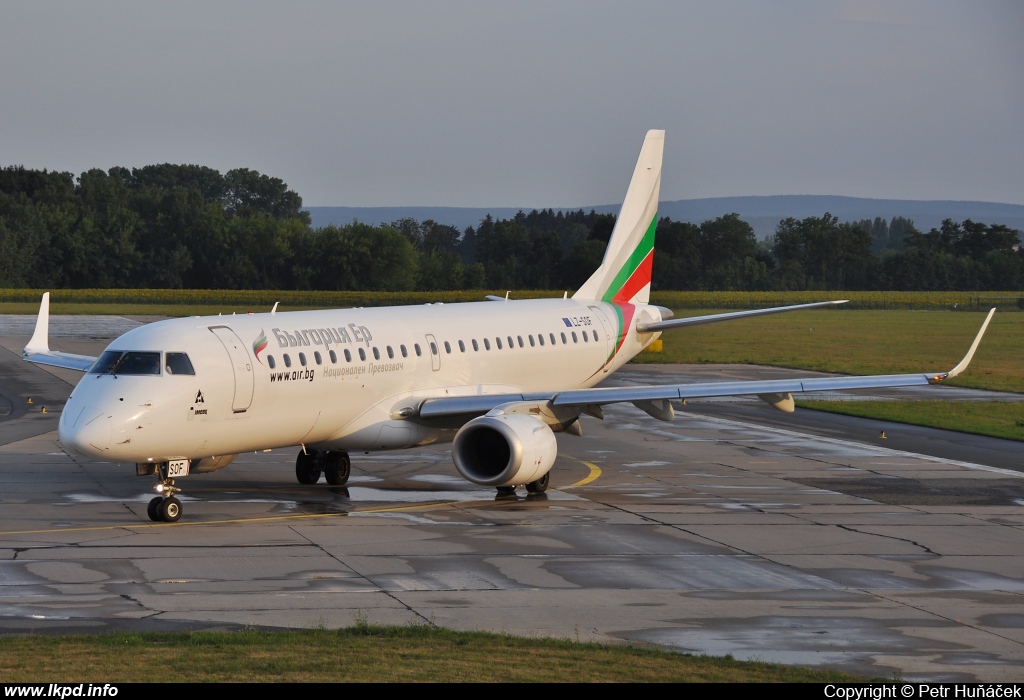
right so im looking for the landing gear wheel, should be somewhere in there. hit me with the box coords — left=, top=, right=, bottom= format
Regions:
left=324, top=451, right=351, bottom=486
left=526, top=472, right=550, bottom=494
left=496, top=486, right=517, bottom=496
left=295, top=450, right=321, bottom=485
left=159, top=496, right=182, bottom=522
left=147, top=497, right=163, bottom=522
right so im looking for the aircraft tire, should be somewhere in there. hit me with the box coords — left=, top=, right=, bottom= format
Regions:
left=295, top=450, right=321, bottom=485
left=324, top=452, right=350, bottom=486
left=147, top=497, right=163, bottom=522
left=525, top=472, right=550, bottom=494
left=160, top=497, right=182, bottom=522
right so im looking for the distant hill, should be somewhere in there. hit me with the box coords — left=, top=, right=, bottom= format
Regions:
left=306, top=196, right=1024, bottom=240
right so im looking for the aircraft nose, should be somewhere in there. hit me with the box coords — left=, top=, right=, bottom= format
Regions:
left=60, top=406, right=112, bottom=456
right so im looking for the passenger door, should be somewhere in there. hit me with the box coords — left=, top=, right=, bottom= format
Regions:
left=209, top=326, right=255, bottom=412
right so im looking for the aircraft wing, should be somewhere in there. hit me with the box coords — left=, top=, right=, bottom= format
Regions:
left=21, top=293, right=99, bottom=372
left=415, top=308, right=995, bottom=421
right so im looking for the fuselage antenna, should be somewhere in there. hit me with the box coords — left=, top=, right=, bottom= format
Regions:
left=271, top=302, right=279, bottom=315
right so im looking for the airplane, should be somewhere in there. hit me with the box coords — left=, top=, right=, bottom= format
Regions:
left=21, top=130, right=995, bottom=523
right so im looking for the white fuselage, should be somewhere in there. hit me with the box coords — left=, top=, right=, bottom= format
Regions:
left=59, top=298, right=662, bottom=464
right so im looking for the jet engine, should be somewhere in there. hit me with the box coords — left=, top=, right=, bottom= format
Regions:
left=191, top=454, right=237, bottom=473
left=452, top=413, right=557, bottom=487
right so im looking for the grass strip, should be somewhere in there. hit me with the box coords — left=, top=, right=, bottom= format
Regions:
left=796, top=400, right=1024, bottom=442
left=0, top=625, right=865, bottom=683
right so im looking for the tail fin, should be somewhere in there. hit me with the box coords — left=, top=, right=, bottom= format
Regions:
left=573, top=129, right=663, bottom=304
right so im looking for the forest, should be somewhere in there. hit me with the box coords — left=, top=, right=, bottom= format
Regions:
left=1, top=164, right=1020, bottom=292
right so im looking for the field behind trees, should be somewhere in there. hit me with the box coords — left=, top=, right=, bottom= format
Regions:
left=2, top=163, right=1022, bottom=294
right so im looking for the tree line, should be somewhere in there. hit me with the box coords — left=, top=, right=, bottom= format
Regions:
left=1, top=164, right=1020, bottom=292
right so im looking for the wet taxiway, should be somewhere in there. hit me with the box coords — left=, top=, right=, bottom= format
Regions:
left=1, top=316, right=1023, bottom=681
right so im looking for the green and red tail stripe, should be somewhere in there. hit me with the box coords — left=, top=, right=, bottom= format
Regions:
left=601, top=214, right=657, bottom=364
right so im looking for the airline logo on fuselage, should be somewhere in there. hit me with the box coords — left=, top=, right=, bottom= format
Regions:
left=271, top=323, right=373, bottom=351
left=252, top=330, right=269, bottom=363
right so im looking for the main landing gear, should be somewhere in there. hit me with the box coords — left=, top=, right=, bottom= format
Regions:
left=496, top=472, right=550, bottom=497
left=147, top=464, right=182, bottom=522
left=295, top=449, right=351, bottom=486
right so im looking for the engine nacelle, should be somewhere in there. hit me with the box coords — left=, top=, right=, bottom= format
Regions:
left=191, top=454, right=237, bottom=474
left=452, top=414, right=557, bottom=487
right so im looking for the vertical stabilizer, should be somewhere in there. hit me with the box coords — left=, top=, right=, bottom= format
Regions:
left=573, top=130, right=663, bottom=304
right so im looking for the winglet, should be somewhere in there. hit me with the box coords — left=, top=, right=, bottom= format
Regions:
left=23, top=292, right=50, bottom=356
left=935, top=308, right=995, bottom=381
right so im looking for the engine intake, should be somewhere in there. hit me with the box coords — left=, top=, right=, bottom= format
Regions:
left=453, top=414, right=557, bottom=487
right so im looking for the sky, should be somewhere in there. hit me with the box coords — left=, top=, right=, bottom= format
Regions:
left=2, top=1, right=1022, bottom=207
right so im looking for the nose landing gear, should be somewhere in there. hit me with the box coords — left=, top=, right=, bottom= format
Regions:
left=146, top=463, right=183, bottom=522
left=295, top=449, right=351, bottom=486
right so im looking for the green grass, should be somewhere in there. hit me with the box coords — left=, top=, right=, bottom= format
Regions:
left=797, top=400, right=1024, bottom=442
left=0, top=625, right=864, bottom=682
left=636, top=308, right=1023, bottom=394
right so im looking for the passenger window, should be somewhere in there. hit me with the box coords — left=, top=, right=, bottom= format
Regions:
left=593, top=330, right=599, bottom=342
left=268, top=355, right=277, bottom=369
left=165, top=352, right=195, bottom=375
left=572, top=331, right=578, bottom=343
left=329, top=350, right=337, bottom=363
left=299, top=353, right=307, bottom=367
left=444, top=341, right=451, bottom=354
left=372, top=347, right=380, bottom=360
left=430, top=342, right=438, bottom=355
left=400, top=345, right=408, bottom=358
left=582, top=332, right=587, bottom=343
left=507, top=336, right=514, bottom=348
left=550, top=333, right=556, bottom=345
left=358, top=348, right=366, bottom=361
left=387, top=346, right=394, bottom=359
left=314, top=351, right=322, bottom=365
left=284, top=354, right=292, bottom=368
left=484, top=338, right=490, bottom=350
left=415, top=344, right=422, bottom=356
left=518, top=336, right=524, bottom=348
left=538, top=334, right=545, bottom=347
left=458, top=340, right=465, bottom=352
left=472, top=339, right=479, bottom=351
left=560, top=332, right=567, bottom=344
left=344, top=349, right=352, bottom=362
left=496, top=337, right=502, bottom=350
left=529, top=335, right=535, bottom=347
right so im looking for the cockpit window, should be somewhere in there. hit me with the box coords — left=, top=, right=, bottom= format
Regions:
left=88, top=351, right=161, bottom=375
left=165, top=353, right=195, bottom=375
left=90, top=351, right=122, bottom=374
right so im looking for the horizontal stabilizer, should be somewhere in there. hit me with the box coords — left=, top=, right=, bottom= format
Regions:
left=637, top=300, right=847, bottom=333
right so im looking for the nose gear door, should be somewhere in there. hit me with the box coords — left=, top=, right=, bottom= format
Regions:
left=209, top=326, right=255, bottom=412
